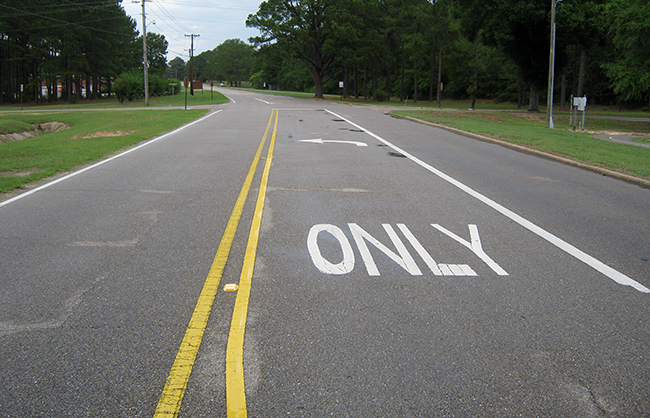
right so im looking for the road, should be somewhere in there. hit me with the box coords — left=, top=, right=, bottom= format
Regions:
left=1, top=89, right=649, bottom=417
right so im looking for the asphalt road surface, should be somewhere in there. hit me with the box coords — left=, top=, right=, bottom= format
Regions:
left=1, top=90, right=649, bottom=417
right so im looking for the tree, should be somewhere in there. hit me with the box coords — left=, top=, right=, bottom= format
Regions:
left=212, top=39, right=255, bottom=86
left=457, top=0, right=558, bottom=111
left=141, top=32, right=169, bottom=74
left=0, top=0, right=139, bottom=103
left=247, top=0, right=346, bottom=98
left=165, top=57, right=186, bottom=79
left=602, top=0, right=650, bottom=105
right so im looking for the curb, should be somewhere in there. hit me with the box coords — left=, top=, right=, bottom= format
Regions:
left=391, top=113, right=650, bottom=189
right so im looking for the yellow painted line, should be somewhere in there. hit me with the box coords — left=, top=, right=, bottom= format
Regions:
left=226, top=109, right=279, bottom=417
left=153, top=111, right=276, bottom=418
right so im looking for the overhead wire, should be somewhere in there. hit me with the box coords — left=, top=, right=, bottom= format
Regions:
left=0, top=4, right=134, bottom=37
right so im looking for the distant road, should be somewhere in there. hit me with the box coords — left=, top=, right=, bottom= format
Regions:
left=1, top=89, right=649, bottom=417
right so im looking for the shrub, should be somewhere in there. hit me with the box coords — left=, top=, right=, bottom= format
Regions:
left=114, top=70, right=144, bottom=103
left=114, top=71, right=174, bottom=103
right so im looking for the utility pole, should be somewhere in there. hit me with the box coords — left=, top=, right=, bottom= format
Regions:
left=185, top=34, right=199, bottom=95
left=546, top=0, right=561, bottom=128
left=134, top=0, right=151, bottom=106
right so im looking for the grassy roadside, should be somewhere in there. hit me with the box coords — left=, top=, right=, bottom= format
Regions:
left=393, top=110, right=650, bottom=181
left=0, top=87, right=228, bottom=111
left=0, top=109, right=209, bottom=194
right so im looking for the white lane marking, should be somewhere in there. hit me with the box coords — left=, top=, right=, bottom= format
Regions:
left=255, top=98, right=271, bottom=104
left=324, top=109, right=650, bottom=293
left=432, top=224, right=508, bottom=276
left=397, top=223, right=443, bottom=275
left=307, top=224, right=355, bottom=275
left=224, top=94, right=236, bottom=103
left=299, top=138, right=368, bottom=147
left=0, top=110, right=222, bottom=209
left=348, top=223, right=422, bottom=276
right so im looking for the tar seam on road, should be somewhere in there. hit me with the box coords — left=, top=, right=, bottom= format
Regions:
left=226, top=108, right=279, bottom=418
left=324, top=109, right=650, bottom=294
left=0, top=110, right=222, bottom=209
left=153, top=110, right=276, bottom=417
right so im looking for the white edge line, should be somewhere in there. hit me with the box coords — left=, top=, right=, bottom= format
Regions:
left=323, top=108, right=650, bottom=294
left=0, top=109, right=223, bottom=209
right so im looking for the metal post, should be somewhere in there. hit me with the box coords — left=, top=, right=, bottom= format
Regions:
left=142, top=0, right=149, bottom=106
left=546, top=0, right=559, bottom=128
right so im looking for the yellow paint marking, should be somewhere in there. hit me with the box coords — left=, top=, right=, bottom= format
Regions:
left=226, top=109, right=279, bottom=417
left=153, top=111, right=276, bottom=418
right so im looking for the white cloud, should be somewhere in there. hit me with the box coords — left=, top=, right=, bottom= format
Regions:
left=122, top=0, right=262, bottom=60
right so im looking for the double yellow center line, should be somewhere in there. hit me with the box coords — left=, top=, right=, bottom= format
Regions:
left=154, top=109, right=279, bottom=418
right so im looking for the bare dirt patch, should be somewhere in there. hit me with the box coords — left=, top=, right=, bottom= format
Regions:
left=71, top=130, right=135, bottom=140
left=511, top=112, right=546, bottom=122
left=0, top=168, right=41, bottom=178
left=0, top=122, right=70, bottom=143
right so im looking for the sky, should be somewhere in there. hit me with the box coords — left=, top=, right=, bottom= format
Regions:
left=122, top=0, right=264, bottom=62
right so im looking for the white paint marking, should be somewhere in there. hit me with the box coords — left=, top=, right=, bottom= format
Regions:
left=459, top=264, right=478, bottom=276
left=438, top=264, right=453, bottom=276
left=323, top=109, right=649, bottom=293
left=397, top=223, right=443, bottom=275
left=448, top=264, right=465, bottom=276
left=307, top=224, right=355, bottom=275
left=255, top=98, right=271, bottom=104
left=348, top=223, right=422, bottom=276
left=0, top=110, right=223, bottom=209
left=433, top=224, right=508, bottom=276
left=299, top=138, right=368, bottom=147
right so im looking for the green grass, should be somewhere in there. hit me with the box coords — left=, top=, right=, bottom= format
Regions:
left=0, top=88, right=228, bottom=110
left=394, top=110, right=650, bottom=179
left=0, top=109, right=209, bottom=193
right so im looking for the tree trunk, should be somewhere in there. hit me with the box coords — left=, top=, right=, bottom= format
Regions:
left=528, top=84, right=539, bottom=112
left=429, top=37, right=436, bottom=102
left=577, top=47, right=586, bottom=97
left=363, top=64, right=368, bottom=99
left=75, top=75, right=82, bottom=101
left=471, top=37, right=479, bottom=110
left=436, top=48, right=443, bottom=106
left=572, top=45, right=578, bottom=96
left=372, top=58, right=378, bottom=99
left=354, top=63, right=358, bottom=98
left=413, top=40, right=418, bottom=103
left=311, top=69, right=324, bottom=98
left=385, top=35, right=391, bottom=100
left=560, top=73, right=566, bottom=109
left=400, top=42, right=405, bottom=101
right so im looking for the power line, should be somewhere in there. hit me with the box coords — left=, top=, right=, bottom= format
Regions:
left=0, top=4, right=135, bottom=37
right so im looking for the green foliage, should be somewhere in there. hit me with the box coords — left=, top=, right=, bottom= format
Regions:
left=114, top=71, right=173, bottom=103
left=141, top=33, right=169, bottom=74
left=0, top=0, right=141, bottom=104
left=602, top=0, right=650, bottom=102
left=165, top=57, right=187, bottom=79
left=212, top=39, right=255, bottom=86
